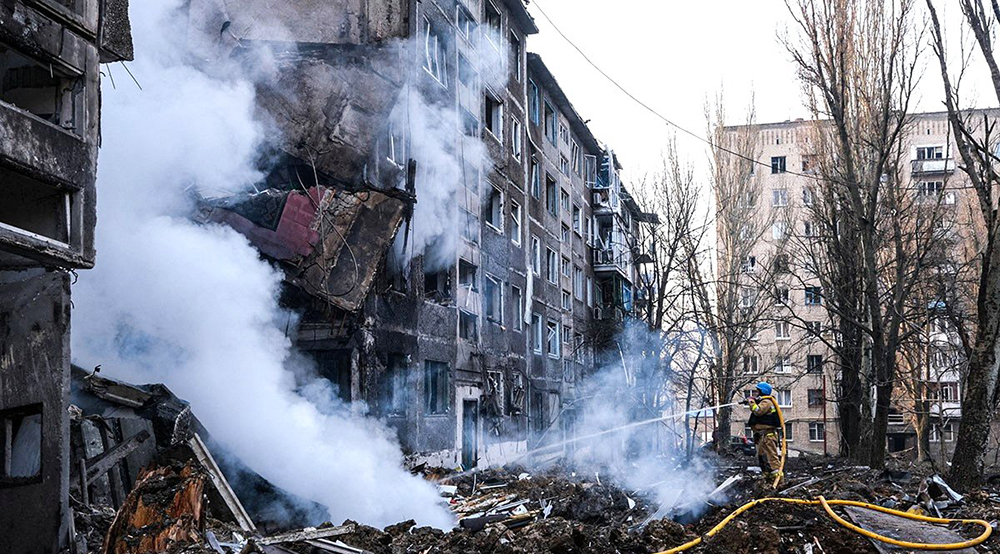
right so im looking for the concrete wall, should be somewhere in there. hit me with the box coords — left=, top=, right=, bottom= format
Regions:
left=0, top=270, right=71, bottom=553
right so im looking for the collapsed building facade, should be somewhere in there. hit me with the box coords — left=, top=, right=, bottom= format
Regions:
left=184, top=0, right=650, bottom=470
left=0, top=0, right=132, bottom=551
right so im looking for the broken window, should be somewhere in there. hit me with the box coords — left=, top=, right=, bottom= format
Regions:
left=460, top=207, right=479, bottom=244
left=529, top=80, right=540, bottom=124
left=808, top=389, right=823, bottom=407
left=586, top=276, right=593, bottom=307
left=561, top=255, right=571, bottom=277
left=512, top=285, right=523, bottom=331
left=0, top=46, right=80, bottom=131
left=511, top=119, right=522, bottom=159
left=484, top=274, right=502, bottom=323
left=546, top=248, right=557, bottom=283
left=485, top=93, right=503, bottom=141
left=805, top=321, right=822, bottom=336
left=422, top=18, right=446, bottom=85
left=771, top=156, right=786, bottom=174
left=562, top=290, right=571, bottom=310
left=485, top=184, right=503, bottom=231
left=314, top=352, right=351, bottom=403
left=458, top=53, right=477, bottom=88
left=546, top=320, right=561, bottom=358
left=485, top=1, right=501, bottom=33
left=0, top=405, right=42, bottom=484
left=510, top=200, right=522, bottom=245
left=560, top=189, right=570, bottom=212
left=509, top=32, right=522, bottom=81
left=772, top=253, right=789, bottom=273
left=544, top=103, right=557, bottom=146
left=802, top=187, right=815, bottom=206
left=487, top=371, right=506, bottom=416
left=545, top=174, right=558, bottom=216
left=462, top=107, right=479, bottom=138
left=457, top=6, right=474, bottom=39
left=459, top=310, right=478, bottom=341
left=383, top=356, right=408, bottom=417
left=0, top=168, right=72, bottom=245
left=532, top=313, right=543, bottom=353
left=559, top=123, right=569, bottom=145
left=510, top=374, right=525, bottom=414
left=572, top=205, right=581, bottom=234
left=530, top=236, right=541, bottom=275
left=459, top=259, right=478, bottom=291
left=530, top=159, right=541, bottom=198
left=571, top=141, right=582, bottom=176
left=424, top=361, right=450, bottom=414
left=424, top=261, right=452, bottom=301
left=775, top=286, right=789, bottom=305
left=584, top=155, right=597, bottom=186
left=560, top=155, right=569, bottom=176
left=561, top=224, right=570, bottom=242
left=573, top=266, right=584, bottom=300
left=774, top=356, right=791, bottom=373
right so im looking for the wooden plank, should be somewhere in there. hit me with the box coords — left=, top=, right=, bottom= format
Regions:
left=259, top=525, right=356, bottom=545
left=83, top=429, right=150, bottom=486
left=188, top=433, right=257, bottom=533
left=843, top=506, right=977, bottom=554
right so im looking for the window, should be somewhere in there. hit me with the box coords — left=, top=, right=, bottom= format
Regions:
left=574, top=266, right=584, bottom=300
left=561, top=224, right=570, bottom=242
left=487, top=371, right=506, bottom=416
left=529, top=80, right=540, bottom=124
left=485, top=185, right=503, bottom=231
left=0, top=405, right=42, bottom=483
left=0, top=47, right=80, bottom=132
left=384, top=356, right=408, bottom=416
left=561, top=256, right=571, bottom=277
left=809, top=422, right=826, bottom=442
left=457, top=6, right=474, bottom=39
left=459, top=310, right=478, bottom=340
left=772, top=189, right=788, bottom=207
left=511, top=119, right=522, bottom=159
left=458, top=53, right=477, bottom=88
left=805, top=321, right=822, bottom=336
left=743, top=355, right=760, bottom=374
left=424, top=361, right=450, bottom=415
left=511, top=285, right=524, bottom=331
left=930, top=423, right=955, bottom=442
left=585, top=155, right=597, bottom=186
left=563, top=326, right=573, bottom=359
left=485, top=93, right=503, bottom=141
left=774, top=356, right=791, bottom=373
left=939, top=382, right=960, bottom=402
left=773, top=254, right=790, bottom=274
left=546, top=248, right=558, bottom=283
left=801, top=155, right=816, bottom=173
left=509, top=200, right=522, bottom=246
left=461, top=107, right=479, bottom=137
left=741, top=256, right=757, bottom=273
left=772, top=221, right=787, bottom=240
left=559, top=123, right=569, bottom=144
left=531, top=236, right=541, bottom=275
left=807, top=354, right=823, bottom=374
left=740, top=287, right=756, bottom=308
left=803, top=187, right=815, bottom=206
left=776, top=320, right=791, bottom=340
left=808, top=389, right=824, bottom=407
left=485, top=275, right=503, bottom=323
left=917, top=181, right=944, bottom=197
left=532, top=313, right=543, bottom=353
left=460, top=207, right=478, bottom=244
left=424, top=264, right=452, bottom=300
left=509, top=32, right=521, bottom=81
left=485, top=1, right=501, bottom=34
left=560, top=155, right=570, bottom=175
left=775, top=389, right=792, bottom=407
left=803, top=220, right=817, bottom=237
left=785, top=422, right=794, bottom=442
left=771, top=156, right=787, bottom=174
left=530, top=159, right=541, bottom=198
left=572, top=205, right=582, bottom=234
left=562, top=290, right=571, bottom=310
left=775, top=286, right=789, bottom=305
left=586, top=276, right=593, bottom=307
left=459, top=259, right=478, bottom=291
left=546, top=175, right=559, bottom=216
left=423, top=18, right=446, bottom=84
left=805, top=286, right=823, bottom=306
left=916, top=146, right=944, bottom=160
left=546, top=320, right=561, bottom=358
left=544, top=103, right=557, bottom=146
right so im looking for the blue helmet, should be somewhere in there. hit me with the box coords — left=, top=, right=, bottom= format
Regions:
left=755, top=382, right=773, bottom=396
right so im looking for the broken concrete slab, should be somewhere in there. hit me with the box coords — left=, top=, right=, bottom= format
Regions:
left=843, top=505, right=978, bottom=554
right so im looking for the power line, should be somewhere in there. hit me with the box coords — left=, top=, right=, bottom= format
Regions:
left=530, top=0, right=994, bottom=192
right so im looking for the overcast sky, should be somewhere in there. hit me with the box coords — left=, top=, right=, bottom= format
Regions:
left=525, top=0, right=994, bottom=183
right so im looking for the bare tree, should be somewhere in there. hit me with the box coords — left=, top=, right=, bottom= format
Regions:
left=926, top=0, right=1000, bottom=490
left=783, top=0, right=927, bottom=467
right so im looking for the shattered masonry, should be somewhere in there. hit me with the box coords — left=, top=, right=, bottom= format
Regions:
left=184, top=0, right=653, bottom=471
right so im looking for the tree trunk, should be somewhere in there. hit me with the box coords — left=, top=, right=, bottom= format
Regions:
left=869, top=380, right=892, bottom=468
left=949, top=339, right=1000, bottom=489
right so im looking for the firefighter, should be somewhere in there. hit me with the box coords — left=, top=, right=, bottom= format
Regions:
left=746, top=382, right=783, bottom=483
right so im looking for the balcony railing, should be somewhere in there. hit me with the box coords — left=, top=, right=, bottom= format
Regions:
left=911, top=158, right=956, bottom=175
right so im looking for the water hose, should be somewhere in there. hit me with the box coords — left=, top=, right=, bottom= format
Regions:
left=652, top=496, right=993, bottom=553
left=749, top=394, right=787, bottom=488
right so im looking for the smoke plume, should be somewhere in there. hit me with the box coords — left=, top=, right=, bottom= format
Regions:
left=71, top=0, right=452, bottom=529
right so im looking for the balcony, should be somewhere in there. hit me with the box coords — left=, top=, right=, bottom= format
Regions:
left=593, top=247, right=630, bottom=279
left=911, top=158, right=956, bottom=175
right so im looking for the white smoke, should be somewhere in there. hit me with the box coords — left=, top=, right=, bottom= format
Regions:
left=71, top=0, right=453, bottom=529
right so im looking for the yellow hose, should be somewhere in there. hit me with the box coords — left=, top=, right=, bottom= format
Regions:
left=749, top=394, right=786, bottom=488
left=652, top=496, right=993, bottom=554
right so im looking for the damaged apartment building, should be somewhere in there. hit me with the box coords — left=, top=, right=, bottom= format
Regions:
left=186, top=0, right=649, bottom=471
left=0, top=0, right=131, bottom=552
